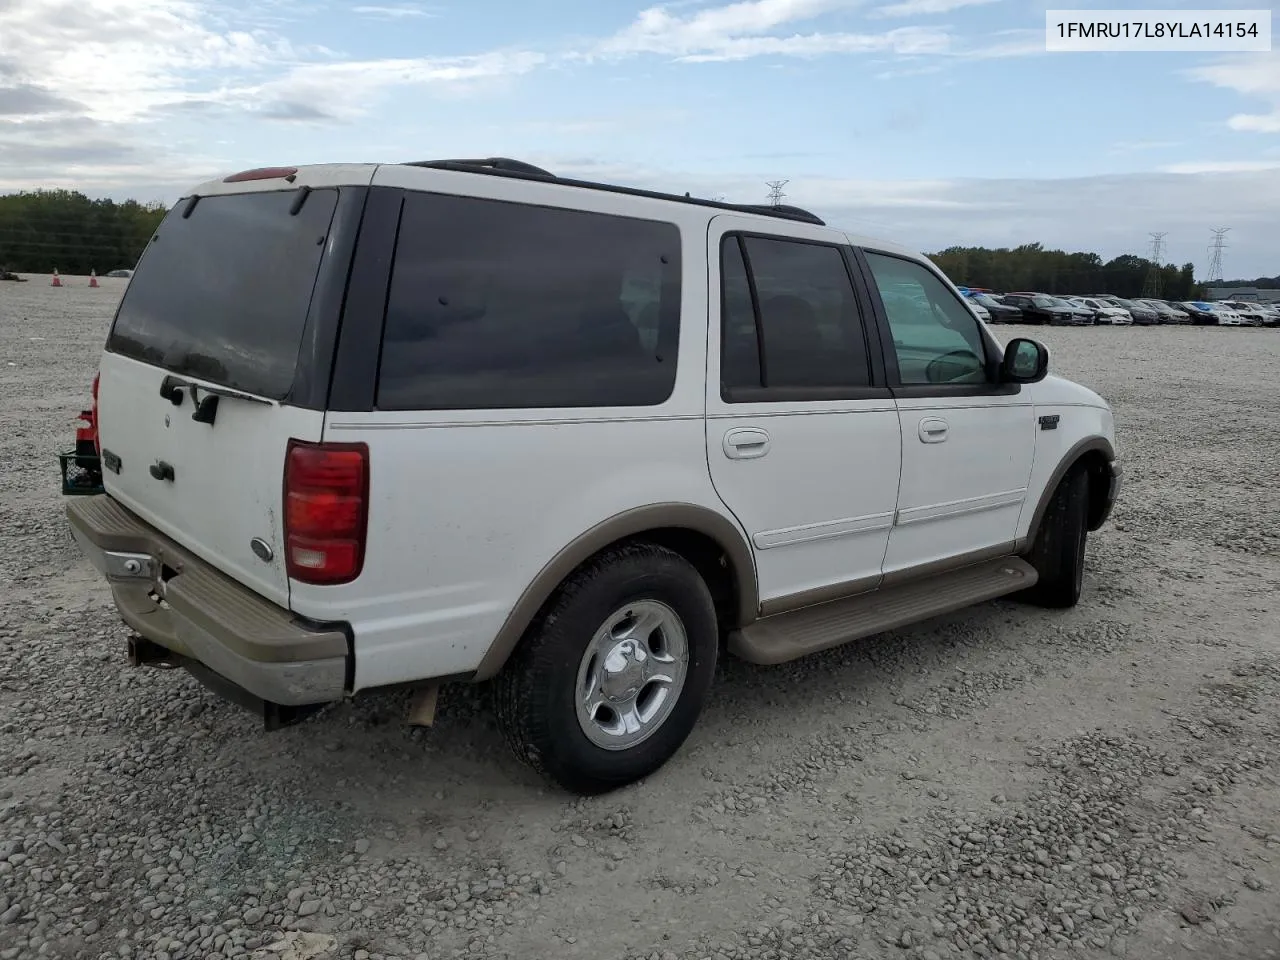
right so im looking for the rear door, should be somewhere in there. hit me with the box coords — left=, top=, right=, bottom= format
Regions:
left=704, top=216, right=902, bottom=610
left=96, top=177, right=368, bottom=607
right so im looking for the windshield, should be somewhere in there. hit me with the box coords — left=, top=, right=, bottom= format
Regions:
left=107, top=188, right=340, bottom=400
left=1032, top=296, right=1057, bottom=307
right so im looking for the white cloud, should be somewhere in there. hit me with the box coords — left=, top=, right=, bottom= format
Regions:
left=593, top=0, right=870, bottom=58
left=579, top=0, right=955, bottom=63
left=1161, top=159, right=1280, bottom=174
left=0, top=0, right=309, bottom=123
left=950, top=30, right=1045, bottom=59
left=352, top=4, right=441, bottom=19
left=1189, top=52, right=1280, bottom=133
left=247, top=51, right=548, bottom=120
left=676, top=27, right=952, bottom=62
left=870, top=0, right=1001, bottom=19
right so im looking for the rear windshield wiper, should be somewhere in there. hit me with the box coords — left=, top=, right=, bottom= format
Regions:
left=159, top=374, right=271, bottom=426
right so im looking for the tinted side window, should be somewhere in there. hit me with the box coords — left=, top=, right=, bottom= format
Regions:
left=864, top=252, right=988, bottom=386
left=720, top=235, right=872, bottom=395
left=377, top=194, right=681, bottom=411
left=720, top=237, right=761, bottom=392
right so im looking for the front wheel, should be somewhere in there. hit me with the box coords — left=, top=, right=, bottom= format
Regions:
left=1017, top=465, right=1089, bottom=608
left=495, top=542, right=719, bottom=794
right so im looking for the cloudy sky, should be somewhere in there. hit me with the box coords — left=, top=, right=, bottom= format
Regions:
left=1, top=0, right=1277, bottom=277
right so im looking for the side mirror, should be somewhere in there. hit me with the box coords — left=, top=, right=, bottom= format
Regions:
left=1000, top=338, right=1048, bottom=383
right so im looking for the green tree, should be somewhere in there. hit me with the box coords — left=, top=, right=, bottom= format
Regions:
left=928, top=244, right=1228, bottom=300
left=0, top=189, right=168, bottom=275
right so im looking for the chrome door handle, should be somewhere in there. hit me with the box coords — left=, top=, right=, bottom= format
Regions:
left=918, top=418, right=949, bottom=443
left=723, top=428, right=771, bottom=460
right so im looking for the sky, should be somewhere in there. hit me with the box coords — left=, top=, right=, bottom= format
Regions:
left=0, top=0, right=1277, bottom=277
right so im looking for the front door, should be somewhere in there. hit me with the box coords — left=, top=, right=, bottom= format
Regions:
left=704, top=217, right=902, bottom=610
left=857, top=249, right=1036, bottom=575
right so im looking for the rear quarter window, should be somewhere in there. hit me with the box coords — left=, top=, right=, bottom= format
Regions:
left=106, top=188, right=339, bottom=400
left=376, top=193, right=682, bottom=411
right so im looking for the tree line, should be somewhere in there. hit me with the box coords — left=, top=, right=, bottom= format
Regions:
left=0, top=189, right=167, bottom=276
left=928, top=243, right=1206, bottom=300
left=1215, top=275, right=1280, bottom=289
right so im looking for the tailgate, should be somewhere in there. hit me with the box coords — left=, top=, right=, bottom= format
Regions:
left=95, top=185, right=346, bottom=607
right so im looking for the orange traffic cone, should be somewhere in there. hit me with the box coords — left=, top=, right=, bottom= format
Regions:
left=89, top=270, right=99, bottom=288
left=51, top=269, right=62, bottom=287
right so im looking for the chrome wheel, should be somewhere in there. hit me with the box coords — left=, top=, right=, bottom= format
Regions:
left=575, top=600, right=689, bottom=751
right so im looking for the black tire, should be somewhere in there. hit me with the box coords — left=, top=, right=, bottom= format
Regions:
left=494, top=542, right=718, bottom=795
left=1017, top=465, right=1089, bottom=609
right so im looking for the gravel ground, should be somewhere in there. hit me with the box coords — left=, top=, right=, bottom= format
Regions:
left=2, top=275, right=1279, bottom=960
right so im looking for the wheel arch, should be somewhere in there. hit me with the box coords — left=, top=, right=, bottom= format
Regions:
left=472, top=503, right=759, bottom=681
left=1020, top=436, right=1117, bottom=549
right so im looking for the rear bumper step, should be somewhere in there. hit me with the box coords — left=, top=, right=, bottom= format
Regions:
left=66, top=495, right=351, bottom=711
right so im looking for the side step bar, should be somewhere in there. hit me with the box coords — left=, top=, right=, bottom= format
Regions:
left=729, top=557, right=1037, bottom=665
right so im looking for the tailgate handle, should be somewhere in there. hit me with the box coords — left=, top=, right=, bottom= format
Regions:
left=149, top=461, right=176, bottom=483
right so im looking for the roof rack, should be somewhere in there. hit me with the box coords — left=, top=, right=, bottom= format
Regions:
left=408, top=157, right=557, bottom=179
left=402, top=157, right=826, bottom=226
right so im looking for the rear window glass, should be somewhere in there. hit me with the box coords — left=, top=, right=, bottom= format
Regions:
left=107, top=188, right=339, bottom=400
left=377, top=193, right=681, bottom=411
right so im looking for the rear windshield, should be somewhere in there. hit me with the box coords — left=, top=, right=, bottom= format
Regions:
left=107, top=188, right=340, bottom=400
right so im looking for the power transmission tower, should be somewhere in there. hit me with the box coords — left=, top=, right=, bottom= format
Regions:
left=766, top=180, right=789, bottom=208
left=1142, top=232, right=1167, bottom=297
left=1206, top=227, right=1230, bottom=284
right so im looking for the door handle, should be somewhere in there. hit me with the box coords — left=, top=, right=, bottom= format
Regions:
left=723, top=428, right=771, bottom=460
left=918, top=418, right=949, bottom=443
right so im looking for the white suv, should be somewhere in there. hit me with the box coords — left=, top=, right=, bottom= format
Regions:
left=65, top=158, right=1121, bottom=794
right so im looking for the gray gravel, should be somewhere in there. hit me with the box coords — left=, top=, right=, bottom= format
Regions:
left=2, top=276, right=1279, bottom=960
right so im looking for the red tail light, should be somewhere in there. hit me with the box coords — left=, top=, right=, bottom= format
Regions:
left=283, top=440, right=369, bottom=585
left=77, top=374, right=101, bottom=452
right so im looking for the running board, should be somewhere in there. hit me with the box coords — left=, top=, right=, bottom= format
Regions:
left=729, top=557, right=1037, bottom=666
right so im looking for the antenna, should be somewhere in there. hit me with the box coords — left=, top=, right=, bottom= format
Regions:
left=766, top=180, right=789, bottom=208
left=1206, top=227, right=1230, bottom=284
left=1142, top=232, right=1167, bottom=297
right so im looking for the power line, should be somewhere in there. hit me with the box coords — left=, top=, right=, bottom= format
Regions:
left=1206, top=227, right=1230, bottom=283
left=765, top=180, right=789, bottom=208
left=1141, top=232, right=1167, bottom=297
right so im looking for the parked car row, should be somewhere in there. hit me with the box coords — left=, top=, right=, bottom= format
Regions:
left=959, top=290, right=1280, bottom=327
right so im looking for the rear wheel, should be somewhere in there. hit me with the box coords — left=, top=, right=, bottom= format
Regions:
left=1017, top=465, right=1089, bottom=609
left=495, top=542, right=718, bottom=794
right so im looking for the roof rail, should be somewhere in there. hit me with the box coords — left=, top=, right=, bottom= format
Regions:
left=398, top=157, right=826, bottom=226
left=406, top=157, right=557, bottom=179
left=732, top=203, right=824, bottom=225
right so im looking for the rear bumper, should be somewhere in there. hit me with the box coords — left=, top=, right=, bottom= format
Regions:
left=66, top=495, right=350, bottom=707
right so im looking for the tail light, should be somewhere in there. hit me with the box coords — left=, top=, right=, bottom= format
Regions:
left=76, top=374, right=101, bottom=452
left=283, top=440, right=369, bottom=585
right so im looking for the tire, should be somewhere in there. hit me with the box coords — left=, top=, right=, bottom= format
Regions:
left=494, top=542, right=719, bottom=795
left=1017, top=465, right=1089, bottom=609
